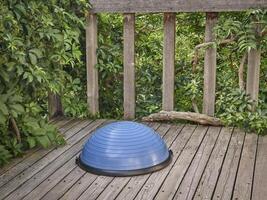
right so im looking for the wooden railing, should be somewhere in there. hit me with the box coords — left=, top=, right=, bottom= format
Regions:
left=48, top=11, right=263, bottom=120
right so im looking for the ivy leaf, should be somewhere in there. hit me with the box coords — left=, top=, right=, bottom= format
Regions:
left=27, top=137, right=36, bottom=148
left=29, top=52, right=37, bottom=65
left=0, top=103, right=9, bottom=115
left=10, top=104, right=24, bottom=113
left=29, top=49, right=43, bottom=58
left=36, top=136, right=51, bottom=148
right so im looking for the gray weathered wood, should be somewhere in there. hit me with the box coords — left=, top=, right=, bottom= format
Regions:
left=232, top=133, right=258, bottom=200
left=252, top=136, right=267, bottom=200
left=0, top=119, right=81, bottom=188
left=86, top=14, right=99, bottom=115
left=246, top=48, right=261, bottom=109
left=41, top=166, right=86, bottom=200
left=0, top=120, right=106, bottom=200
left=134, top=125, right=196, bottom=200
left=0, top=118, right=72, bottom=176
left=173, top=126, right=221, bottom=200
left=162, top=13, right=176, bottom=111
left=123, top=13, right=135, bottom=119
left=48, top=92, right=63, bottom=119
left=203, top=12, right=218, bottom=116
left=23, top=156, right=78, bottom=200
left=89, top=0, right=267, bottom=13
left=155, top=126, right=209, bottom=200
left=193, top=127, right=233, bottom=200
left=212, top=129, right=245, bottom=200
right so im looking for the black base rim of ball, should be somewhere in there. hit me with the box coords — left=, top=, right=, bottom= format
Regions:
left=76, top=150, right=173, bottom=177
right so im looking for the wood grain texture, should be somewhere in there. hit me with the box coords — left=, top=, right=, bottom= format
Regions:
left=0, top=120, right=105, bottom=200
left=173, top=126, right=221, bottom=200
left=232, top=133, right=258, bottom=200
left=162, top=13, right=175, bottom=111
left=134, top=125, right=197, bottom=200
left=0, top=119, right=82, bottom=188
left=115, top=124, right=184, bottom=200
left=1, top=120, right=263, bottom=200
left=246, top=48, right=261, bottom=108
left=0, top=118, right=72, bottom=176
left=89, top=0, right=267, bottom=13
left=193, top=127, right=233, bottom=200
left=252, top=136, right=267, bottom=200
left=202, top=12, right=218, bottom=116
left=48, top=92, right=63, bottom=119
left=212, top=129, right=245, bottom=200
left=123, top=13, right=135, bottom=119
left=154, top=126, right=209, bottom=200
left=86, top=14, right=99, bottom=115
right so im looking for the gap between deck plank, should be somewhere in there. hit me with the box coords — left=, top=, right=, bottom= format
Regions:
left=252, top=135, right=267, bottom=200
left=154, top=125, right=210, bottom=200
left=212, top=128, right=246, bottom=200
left=132, top=125, right=197, bottom=200
left=0, top=118, right=72, bottom=176
left=0, top=119, right=104, bottom=200
left=0, top=118, right=80, bottom=187
left=172, top=126, right=222, bottom=200
left=191, top=127, right=233, bottom=200
left=232, top=133, right=258, bottom=200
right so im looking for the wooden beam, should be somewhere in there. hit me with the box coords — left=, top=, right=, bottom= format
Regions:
left=86, top=14, right=99, bottom=115
left=89, top=0, right=267, bottom=13
left=162, top=13, right=176, bottom=111
left=123, top=13, right=135, bottom=119
left=48, top=92, right=63, bottom=119
left=203, top=12, right=218, bottom=117
left=246, top=48, right=261, bottom=109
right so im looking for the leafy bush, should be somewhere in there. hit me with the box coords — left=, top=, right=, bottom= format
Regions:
left=0, top=0, right=88, bottom=166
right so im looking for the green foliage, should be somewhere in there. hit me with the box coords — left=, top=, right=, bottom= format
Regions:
left=1, top=1, right=267, bottom=166
left=0, top=0, right=88, bottom=166
left=216, top=89, right=267, bottom=134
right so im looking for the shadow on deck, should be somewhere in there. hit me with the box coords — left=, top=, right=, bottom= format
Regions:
left=0, top=118, right=266, bottom=200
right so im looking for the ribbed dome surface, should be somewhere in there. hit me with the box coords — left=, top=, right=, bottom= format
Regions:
left=77, top=121, right=172, bottom=176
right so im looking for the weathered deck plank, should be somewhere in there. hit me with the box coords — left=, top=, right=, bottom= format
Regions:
left=232, top=133, right=258, bottom=200
left=154, top=126, right=210, bottom=200
left=115, top=124, right=184, bottom=200
left=193, top=127, right=233, bottom=200
left=252, top=135, right=267, bottom=200
left=0, top=118, right=73, bottom=176
left=0, top=119, right=81, bottom=188
left=0, top=118, right=264, bottom=200
left=1, top=120, right=106, bottom=200
left=134, top=125, right=197, bottom=200
left=173, top=126, right=221, bottom=200
left=212, top=129, right=245, bottom=200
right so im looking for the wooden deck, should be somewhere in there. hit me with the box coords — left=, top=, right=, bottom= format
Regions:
left=0, top=118, right=266, bottom=200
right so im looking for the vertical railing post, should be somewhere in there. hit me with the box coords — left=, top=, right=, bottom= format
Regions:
left=48, top=92, right=63, bottom=120
left=203, top=12, right=218, bottom=116
left=246, top=48, right=261, bottom=109
left=86, top=13, right=99, bottom=115
left=162, top=13, right=176, bottom=111
left=123, top=13, right=135, bottom=119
